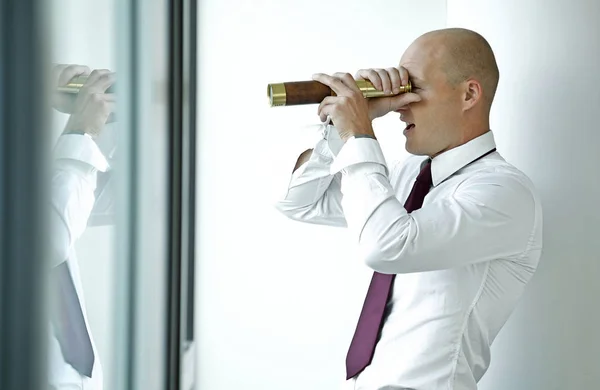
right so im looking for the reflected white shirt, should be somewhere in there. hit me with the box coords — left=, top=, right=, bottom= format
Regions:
left=48, top=134, right=109, bottom=390
left=275, top=128, right=543, bottom=390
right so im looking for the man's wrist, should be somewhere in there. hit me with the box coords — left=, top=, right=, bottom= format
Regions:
left=54, top=131, right=110, bottom=172
left=353, top=133, right=377, bottom=140
left=338, top=124, right=376, bottom=142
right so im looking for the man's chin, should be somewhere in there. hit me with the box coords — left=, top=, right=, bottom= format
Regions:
left=404, top=140, right=422, bottom=156
left=405, top=144, right=431, bottom=157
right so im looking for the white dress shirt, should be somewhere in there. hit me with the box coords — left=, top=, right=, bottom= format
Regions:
left=48, top=134, right=109, bottom=390
left=275, top=127, right=543, bottom=390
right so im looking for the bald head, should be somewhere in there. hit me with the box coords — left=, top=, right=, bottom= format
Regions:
left=419, top=28, right=500, bottom=110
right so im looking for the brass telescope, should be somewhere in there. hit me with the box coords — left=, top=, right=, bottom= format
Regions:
left=267, top=79, right=411, bottom=107
left=56, top=75, right=116, bottom=94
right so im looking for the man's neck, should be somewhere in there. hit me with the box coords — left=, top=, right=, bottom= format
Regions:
left=431, top=125, right=490, bottom=159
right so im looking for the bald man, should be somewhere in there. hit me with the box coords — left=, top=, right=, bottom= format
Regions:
left=275, top=28, right=543, bottom=389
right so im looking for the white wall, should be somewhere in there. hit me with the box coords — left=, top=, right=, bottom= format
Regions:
left=48, top=0, right=117, bottom=385
left=447, top=1, right=600, bottom=388
left=195, top=1, right=446, bottom=389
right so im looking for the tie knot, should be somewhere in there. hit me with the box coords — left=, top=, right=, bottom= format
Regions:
left=416, top=160, right=432, bottom=186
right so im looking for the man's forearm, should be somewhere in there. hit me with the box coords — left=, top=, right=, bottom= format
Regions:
left=275, top=141, right=346, bottom=227
left=49, top=163, right=97, bottom=266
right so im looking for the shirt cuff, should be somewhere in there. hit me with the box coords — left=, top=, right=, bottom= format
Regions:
left=54, top=134, right=110, bottom=172
left=323, top=125, right=345, bottom=157
left=330, top=136, right=388, bottom=175
left=304, top=124, right=344, bottom=163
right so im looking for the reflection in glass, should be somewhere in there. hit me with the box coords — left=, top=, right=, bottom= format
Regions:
left=46, top=1, right=118, bottom=389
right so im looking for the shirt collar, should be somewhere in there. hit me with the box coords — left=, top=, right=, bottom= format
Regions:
left=429, top=131, right=497, bottom=187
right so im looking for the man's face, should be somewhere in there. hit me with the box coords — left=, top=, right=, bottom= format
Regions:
left=397, top=37, right=463, bottom=157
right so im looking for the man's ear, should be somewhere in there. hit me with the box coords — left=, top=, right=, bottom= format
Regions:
left=462, top=79, right=483, bottom=111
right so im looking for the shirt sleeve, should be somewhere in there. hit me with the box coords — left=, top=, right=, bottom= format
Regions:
left=274, top=124, right=347, bottom=227
left=49, top=134, right=109, bottom=267
left=333, top=139, right=538, bottom=273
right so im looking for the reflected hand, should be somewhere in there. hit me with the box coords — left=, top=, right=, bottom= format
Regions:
left=51, top=64, right=91, bottom=114
left=354, top=66, right=421, bottom=120
left=63, top=69, right=116, bottom=139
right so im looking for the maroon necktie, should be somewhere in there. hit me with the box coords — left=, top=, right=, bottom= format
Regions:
left=345, top=159, right=433, bottom=379
left=51, top=262, right=95, bottom=377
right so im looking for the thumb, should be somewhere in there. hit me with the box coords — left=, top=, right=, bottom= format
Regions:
left=388, top=92, right=421, bottom=111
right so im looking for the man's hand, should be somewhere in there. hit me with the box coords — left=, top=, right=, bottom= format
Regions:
left=354, top=66, right=421, bottom=120
left=51, top=64, right=91, bottom=114
left=312, top=72, right=375, bottom=142
left=63, top=69, right=116, bottom=139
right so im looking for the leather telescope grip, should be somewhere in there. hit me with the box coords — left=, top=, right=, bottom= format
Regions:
left=283, top=81, right=334, bottom=105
